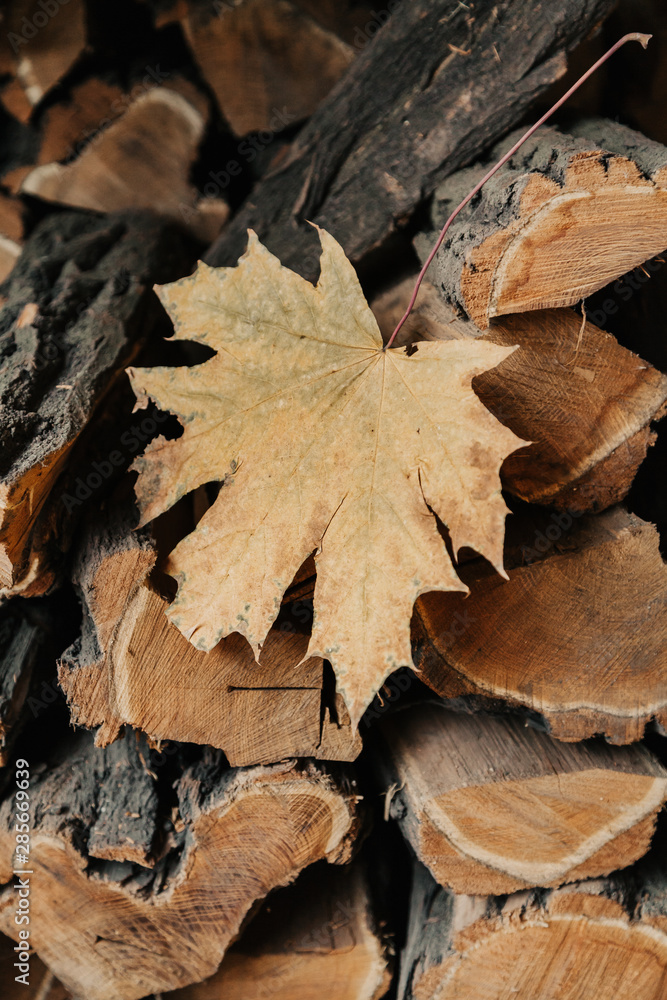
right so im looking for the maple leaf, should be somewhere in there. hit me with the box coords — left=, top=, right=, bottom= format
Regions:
left=127, top=229, right=524, bottom=724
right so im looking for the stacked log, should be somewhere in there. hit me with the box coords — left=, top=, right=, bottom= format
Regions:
left=0, top=1, right=665, bottom=998
left=399, top=856, right=667, bottom=999
left=0, top=734, right=362, bottom=998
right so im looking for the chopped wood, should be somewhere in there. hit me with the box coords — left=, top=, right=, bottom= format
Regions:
left=419, top=119, right=667, bottom=329
left=0, top=0, right=86, bottom=122
left=164, top=0, right=356, bottom=137
left=59, top=503, right=361, bottom=763
left=205, top=0, right=617, bottom=276
left=0, top=210, right=195, bottom=598
left=398, top=857, right=667, bottom=999
left=21, top=85, right=228, bottom=241
left=412, top=506, right=667, bottom=744
left=163, top=862, right=390, bottom=1000
left=57, top=500, right=156, bottom=744
left=371, top=282, right=667, bottom=511
left=0, top=736, right=361, bottom=1000
left=376, top=704, right=667, bottom=895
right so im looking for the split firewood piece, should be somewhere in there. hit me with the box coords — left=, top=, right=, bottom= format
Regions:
left=376, top=704, right=667, bottom=895
left=156, top=0, right=357, bottom=137
left=0, top=0, right=86, bottom=122
left=20, top=84, right=227, bottom=242
left=164, top=862, right=390, bottom=1000
left=372, top=283, right=667, bottom=511
left=59, top=503, right=361, bottom=763
left=412, top=505, right=667, bottom=744
left=35, top=77, right=125, bottom=165
left=0, top=737, right=361, bottom=1000
left=57, top=500, right=156, bottom=745
left=419, top=119, right=667, bottom=330
left=398, top=858, right=667, bottom=1000
left=0, top=209, right=195, bottom=599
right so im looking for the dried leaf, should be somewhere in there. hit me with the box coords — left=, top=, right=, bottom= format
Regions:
left=128, top=230, right=524, bottom=723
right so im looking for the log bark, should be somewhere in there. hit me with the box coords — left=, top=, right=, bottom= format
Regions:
left=0, top=210, right=196, bottom=598
left=376, top=704, right=667, bottom=895
left=205, top=0, right=617, bottom=278
left=164, top=862, right=390, bottom=1000
left=412, top=505, right=667, bottom=744
left=59, top=502, right=361, bottom=764
left=418, top=119, right=667, bottom=329
left=0, top=735, right=361, bottom=1000
left=371, top=283, right=667, bottom=512
left=398, top=856, right=667, bottom=999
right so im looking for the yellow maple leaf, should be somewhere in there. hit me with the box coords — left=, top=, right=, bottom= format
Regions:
left=128, top=229, right=524, bottom=724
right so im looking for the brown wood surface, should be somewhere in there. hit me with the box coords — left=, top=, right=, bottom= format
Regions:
left=372, top=282, right=667, bottom=512
left=59, top=503, right=361, bottom=764
left=399, top=857, right=667, bottom=999
left=21, top=83, right=227, bottom=242
left=0, top=0, right=86, bottom=122
left=169, top=0, right=358, bottom=137
left=164, top=863, right=389, bottom=1000
left=205, top=0, right=617, bottom=277
left=0, top=933, right=71, bottom=999
left=0, top=736, right=360, bottom=1000
left=412, top=506, right=667, bottom=744
left=377, top=704, right=667, bottom=895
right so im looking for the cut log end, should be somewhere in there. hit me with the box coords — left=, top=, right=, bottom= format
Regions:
left=378, top=705, right=667, bottom=895
left=423, top=120, right=667, bottom=330
left=0, top=738, right=361, bottom=1000
left=163, top=863, right=390, bottom=1000
left=401, top=860, right=667, bottom=1000
left=413, top=506, right=667, bottom=744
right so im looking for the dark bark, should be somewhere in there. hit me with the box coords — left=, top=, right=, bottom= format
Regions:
left=206, top=0, right=617, bottom=278
left=0, top=600, right=57, bottom=765
left=0, top=210, right=197, bottom=597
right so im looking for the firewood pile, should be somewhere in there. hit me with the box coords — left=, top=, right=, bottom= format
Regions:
left=1, top=2, right=666, bottom=998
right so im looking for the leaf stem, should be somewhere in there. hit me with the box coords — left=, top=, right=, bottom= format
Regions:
left=384, top=32, right=652, bottom=351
